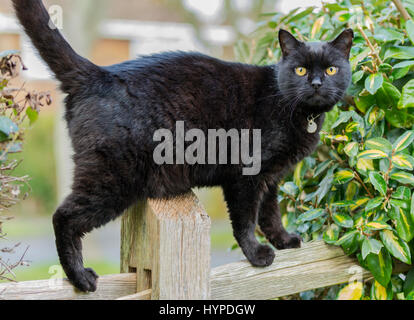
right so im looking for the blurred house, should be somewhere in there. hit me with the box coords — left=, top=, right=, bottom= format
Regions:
left=0, top=0, right=235, bottom=106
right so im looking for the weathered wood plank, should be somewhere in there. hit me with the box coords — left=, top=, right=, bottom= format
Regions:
left=116, top=289, right=152, bottom=300
left=152, top=193, right=211, bottom=300
left=211, top=241, right=411, bottom=300
left=121, top=192, right=211, bottom=300
left=0, top=273, right=136, bottom=300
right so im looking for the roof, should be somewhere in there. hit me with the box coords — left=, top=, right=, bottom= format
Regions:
left=0, top=0, right=185, bottom=22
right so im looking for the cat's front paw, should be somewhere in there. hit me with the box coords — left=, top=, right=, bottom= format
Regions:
left=273, top=233, right=302, bottom=250
left=69, top=268, right=99, bottom=293
left=246, top=244, right=275, bottom=267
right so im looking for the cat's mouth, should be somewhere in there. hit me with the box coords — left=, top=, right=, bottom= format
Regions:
left=304, top=92, right=337, bottom=112
left=307, top=93, right=326, bottom=105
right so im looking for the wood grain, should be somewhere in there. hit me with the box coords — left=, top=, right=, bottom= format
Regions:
left=0, top=273, right=136, bottom=300
left=121, top=192, right=211, bottom=300
left=1, top=240, right=410, bottom=300
left=116, top=289, right=152, bottom=300
left=211, top=241, right=411, bottom=300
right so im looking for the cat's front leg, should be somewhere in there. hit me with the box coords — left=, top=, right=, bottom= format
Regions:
left=259, top=185, right=302, bottom=250
left=222, top=181, right=275, bottom=267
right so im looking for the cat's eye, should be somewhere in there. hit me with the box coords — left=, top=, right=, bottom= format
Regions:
left=326, top=66, right=338, bottom=76
left=295, top=67, right=307, bottom=76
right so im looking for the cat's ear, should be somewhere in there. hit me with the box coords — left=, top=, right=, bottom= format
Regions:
left=279, top=29, right=301, bottom=57
left=330, top=29, right=354, bottom=58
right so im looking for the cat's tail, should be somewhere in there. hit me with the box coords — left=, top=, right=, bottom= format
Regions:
left=12, top=0, right=102, bottom=93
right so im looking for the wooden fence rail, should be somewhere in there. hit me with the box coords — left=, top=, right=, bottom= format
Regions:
left=0, top=191, right=411, bottom=300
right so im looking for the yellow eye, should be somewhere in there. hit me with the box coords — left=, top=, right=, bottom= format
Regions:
left=295, top=67, right=307, bottom=76
left=326, top=66, right=338, bottom=76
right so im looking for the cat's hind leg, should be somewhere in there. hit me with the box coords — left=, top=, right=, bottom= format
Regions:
left=223, top=181, right=275, bottom=267
left=52, top=155, right=138, bottom=292
left=52, top=190, right=130, bottom=292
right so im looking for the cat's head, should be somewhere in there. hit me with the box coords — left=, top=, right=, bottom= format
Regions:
left=277, top=29, right=354, bottom=113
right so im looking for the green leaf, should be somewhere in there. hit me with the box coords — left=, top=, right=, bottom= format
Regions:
left=351, top=198, right=370, bottom=211
left=392, top=154, right=414, bottom=171
left=334, top=169, right=355, bottom=184
left=398, top=80, right=414, bottom=109
left=350, top=48, right=370, bottom=71
left=296, top=208, right=326, bottom=223
left=393, top=60, right=414, bottom=69
left=331, top=111, right=353, bottom=129
left=365, top=249, right=392, bottom=287
left=337, top=230, right=359, bottom=255
left=370, top=280, right=393, bottom=300
left=333, top=212, right=354, bottom=228
left=324, top=3, right=347, bottom=12
left=332, top=200, right=356, bottom=208
left=313, top=160, right=332, bottom=178
left=234, top=40, right=251, bottom=63
left=393, top=65, right=411, bottom=79
left=344, top=142, right=359, bottom=158
left=365, top=138, right=392, bottom=154
left=323, top=223, right=340, bottom=244
left=404, top=268, right=414, bottom=297
left=362, top=238, right=384, bottom=259
left=352, top=70, right=364, bottom=84
left=384, top=46, right=414, bottom=60
left=365, top=73, right=384, bottom=95
left=369, top=172, right=387, bottom=197
left=365, top=221, right=392, bottom=231
left=374, top=27, right=405, bottom=42
left=393, top=131, right=414, bottom=152
left=407, top=20, right=414, bottom=45
left=314, top=170, right=334, bottom=205
left=280, top=182, right=299, bottom=197
left=385, top=107, right=414, bottom=129
left=345, top=181, right=359, bottom=200
left=345, top=121, right=359, bottom=133
left=365, top=197, right=384, bottom=212
left=411, top=191, right=414, bottom=221
left=293, top=161, right=304, bottom=190
left=0, top=116, right=18, bottom=136
left=380, top=230, right=412, bottom=264
left=355, top=94, right=376, bottom=113
left=390, top=199, right=409, bottom=211
left=367, top=106, right=386, bottom=124
left=26, top=107, right=39, bottom=124
left=286, top=7, right=315, bottom=23
left=358, top=150, right=389, bottom=160
left=393, top=207, right=414, bottom=242
left=337, top=282, right=363, bottom=300
left=392, top=186, right=411, bottom=200
left=379, top=63, right=393, bottom=73
left=390, top=171, right=414, bottom=185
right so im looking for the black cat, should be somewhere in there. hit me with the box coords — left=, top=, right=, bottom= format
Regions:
left=13, top=0, right=353, bottom=292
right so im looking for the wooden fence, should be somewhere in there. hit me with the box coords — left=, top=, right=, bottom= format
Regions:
left=0, top=191, right=411, bottom=300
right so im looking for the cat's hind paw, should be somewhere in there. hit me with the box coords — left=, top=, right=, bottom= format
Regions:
left=273, top=233, right=302, bottom=250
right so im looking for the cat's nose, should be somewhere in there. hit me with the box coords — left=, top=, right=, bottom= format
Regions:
left=311, top=78, right=322, bottom=90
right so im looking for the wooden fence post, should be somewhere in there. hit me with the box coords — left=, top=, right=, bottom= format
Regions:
left=121, top=192, right=211, bottom=300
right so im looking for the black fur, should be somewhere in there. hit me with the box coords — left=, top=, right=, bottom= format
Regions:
left=13, top=0, right=353, bottom=292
